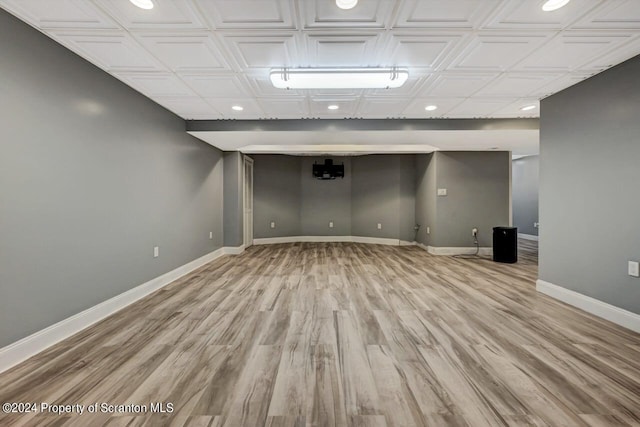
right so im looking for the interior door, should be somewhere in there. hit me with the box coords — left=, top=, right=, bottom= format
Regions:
left=243, top=156, right=254, bottom=248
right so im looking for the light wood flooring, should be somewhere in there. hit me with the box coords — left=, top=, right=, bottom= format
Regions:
left=1, top=241, right=639, bottom=426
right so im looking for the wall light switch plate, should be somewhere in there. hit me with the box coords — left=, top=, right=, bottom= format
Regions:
left=209, top=232, right=213, bottom=239
left=270, top=221, right=276, bottom=229
left=629, top=261, right=639, bottom=277
left=426, top=227, right=430, bottom=234
left=377, top=223, right=382, bottom=230
left=329, top=221, right=334, bottom=228
left=437, top=188, right=447, bottom=196
left=153, top=246, right=159, bottom=258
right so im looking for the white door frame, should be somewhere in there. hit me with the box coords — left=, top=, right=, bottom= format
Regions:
left=243, top=155, right=254, bottom=248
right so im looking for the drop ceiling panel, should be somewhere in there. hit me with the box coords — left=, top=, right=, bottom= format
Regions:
left=535, top=72, right=595, bottom=97
left=51, top=31, right=167, bottom=72
left=515, top=33, right=633, bottom=72
left=245, top=74, right=306, bottom=97
left=385, top=33, right=463, bottom=69
left=402, top=97, right=464, bottom=117
left=135, top=34, right=231, bottom=72
left=223, top=33, right=301, bottom=69
left=114, top=72, right=195, bottom=97
left=574, top=0, right=640, bottom=29
left=449, top=34, right=550, bottom=71
left=367, top=76, right=425, bottom=97
left=154, top=96, right=221, bottom=118
left=193, top=0, right=295, bottom=30
left=96, top=0, right=206, bottom=30
left=302, top=0, right=393, bottom=29
left=446, top=98, right=514, bottom=118
left=309, top=98, right=359, bottom=117
left=257, top=98, right=309, bottom=118
left=206, top=98, right=263, bottom=118
left=492, top=99, right=540, bottom=118
left=393, top=0, right=499, bottom=29
left=420, top=73, right=497, bottom=97
left=305, top=33, right=382, bottom=67
left=180, top=73, right=253, bottom=98
left=0, top=0, right=118, bottom=29
left=2, top=0, right=640, bottom=124
left=356, top=98, right=411, bottom=118
left=582, top=34, right=640, bottom=70
left=308, top=88, right=364, bottom=97
left=484, top=0, right=601, bottom=30
left=475, top=73, right=563, bottom=97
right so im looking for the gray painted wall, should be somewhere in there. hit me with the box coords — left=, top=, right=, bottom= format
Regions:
left=512, top=155, right=539, bottom=236
left=415, top=152, right=510, bottom=248
left=252, top=155, right=415, bottom=240
left=414, top=154, right=437, bottom=246
left=433, top=152, right=510, bottom=248
left=253, top=155, right=301, bottom=238
left=539, top=55, right=640, bottom=315
left=223, top=152, right=243, bottom=247
left=300, top=157, right=352, bottom=236
left=397, top=155, right=417, bottom=242
left=352, top=156, right=400, bottom=239
left=0, top=10, right=224, bottom=348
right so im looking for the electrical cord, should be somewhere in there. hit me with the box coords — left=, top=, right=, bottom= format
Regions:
left=453, top=232, right=491, bottom=260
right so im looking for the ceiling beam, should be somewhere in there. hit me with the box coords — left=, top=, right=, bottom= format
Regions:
left=186, top=118, right=539, bottom=133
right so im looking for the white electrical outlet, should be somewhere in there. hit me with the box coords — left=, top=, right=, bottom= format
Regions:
left=270, top=221, right=276, bottom=229
left=377, top=223, right=382, bottom=230
left=153, top=246, right=159, bottom=258
left=472, top=228, right=478, bottom=237
left=437, top=188, right=448, bottom=196
left=534, top=222, right=540, bottom=228
left=629, top=261, right=639, bottom=277
left=329, top=221, right=334, bottom=228
left=426, top=227, right=430, bottom=234
left=209, top=232, right=213, bottom=239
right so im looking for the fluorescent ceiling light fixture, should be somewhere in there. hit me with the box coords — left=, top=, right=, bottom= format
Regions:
left=232, top=105, right=244, bottom=111
left=521, top=105, right=537, bottom=111
left=328, top=105, right=339, bottom=110
left=542, top=0, right=570, bottom=11
left=425, top=105, right=438, bottom=111
left=130, top=0, right=154, bottom=10
left=270, top=68, right=409, bottom=90
left=336, top=0, right=358, bottom=9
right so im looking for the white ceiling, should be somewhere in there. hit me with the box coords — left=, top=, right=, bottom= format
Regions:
left=2, top=0, right=639, bottom=154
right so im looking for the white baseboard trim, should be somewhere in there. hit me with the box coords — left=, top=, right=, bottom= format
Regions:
left=253, top=236, right=404, bottom=246
left=0, top=246, right=239, bottom=374
left=223, top=245, right=245, bottom=255
left=427, top=246, right=493, bottom=256
left=352, top=236, right=401, bottom=246
left=536, top=279, right=640, bottom=333
left=518, top=233, right=539, bottom=241
left=415, top=242, right=429, bottom=252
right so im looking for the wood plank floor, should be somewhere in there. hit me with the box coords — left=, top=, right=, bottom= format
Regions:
left=1, top=241, right=639, bottom=426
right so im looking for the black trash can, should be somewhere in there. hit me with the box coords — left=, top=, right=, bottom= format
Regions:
left=493, top=226, right=517, bottom=263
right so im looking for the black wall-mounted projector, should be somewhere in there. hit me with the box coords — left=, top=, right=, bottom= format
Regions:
left=312, top=159, right=344, bottom=180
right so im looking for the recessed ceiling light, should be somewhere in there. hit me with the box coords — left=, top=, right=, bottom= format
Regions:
left=521, top=105, right=537, bottom=111
left=542, top=0, right=570, bottom=12
left=232, top=105, right=244, bottom=111
left=336, top=0, right=358, bottom=10
left=328, top=105, right=339, bottom=110
left=425, top=105, right=438, bottom=111
left=130, top=0, right=154, bottom=10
